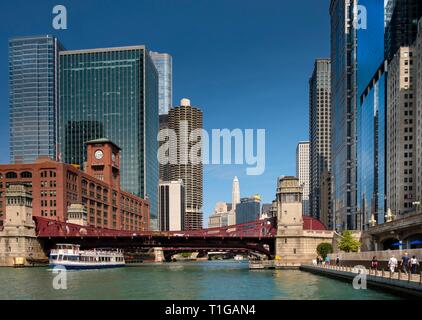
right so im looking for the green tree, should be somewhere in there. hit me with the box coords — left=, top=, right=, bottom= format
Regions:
left=316, top=243, right=333, bottom=259
left=338, top=230, right=361, bottom=253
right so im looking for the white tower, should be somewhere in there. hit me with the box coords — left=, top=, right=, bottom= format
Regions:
left=232, top=176, right=240, bottom=212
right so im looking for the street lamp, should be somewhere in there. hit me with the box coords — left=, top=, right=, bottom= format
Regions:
left=412, top=201, right=421, bottom=214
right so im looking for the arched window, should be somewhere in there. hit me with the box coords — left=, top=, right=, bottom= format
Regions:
left=5, top=172, right=17, bottom=179
left=20, top=171, right=32, bottom=179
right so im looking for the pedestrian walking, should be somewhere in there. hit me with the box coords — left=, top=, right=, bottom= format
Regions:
left=410, top=256, right=419, bottom=274
left=401, top=252, right=410, bottom=274
left=388, top=255, right=398, bottom=274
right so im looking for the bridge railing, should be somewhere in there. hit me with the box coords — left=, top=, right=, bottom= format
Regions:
left=34, top=216, right=277, bottom=239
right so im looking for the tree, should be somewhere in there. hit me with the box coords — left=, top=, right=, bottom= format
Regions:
left=316, top=243, right=333, bottom=259
left=338, top=230, right=361, bottom=253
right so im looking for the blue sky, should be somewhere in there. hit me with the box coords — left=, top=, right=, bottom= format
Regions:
left=0, top=0, right=330, bottom=224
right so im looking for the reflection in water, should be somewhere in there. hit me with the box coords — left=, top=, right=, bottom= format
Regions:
left=0, top=261, right=400, bottom=300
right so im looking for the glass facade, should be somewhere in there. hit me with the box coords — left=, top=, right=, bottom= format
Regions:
left=235, top=198, right=261, bottom=225
left=356, top=0, right=386, bottom=229
left=150, top=52, right=172, bottom=115
left=9, top=35, right=64, bottom=163
left=385, top=0, right=422, bottom=61
left=330, top=0, right=357, bottom=230
left=356, top=0, right=385, bottom=96
left=357, top=75, right=386, bottom=227
left=58, top=47, right=159, bottom=218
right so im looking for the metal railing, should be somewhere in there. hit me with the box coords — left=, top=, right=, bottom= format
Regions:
left=313, top=263, right=422, bottom=285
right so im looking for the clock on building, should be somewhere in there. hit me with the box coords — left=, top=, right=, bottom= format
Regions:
left=94, top=150, right=104, bottom=160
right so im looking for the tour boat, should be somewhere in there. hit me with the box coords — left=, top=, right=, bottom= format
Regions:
left=49, top=244, right=125, bottom=270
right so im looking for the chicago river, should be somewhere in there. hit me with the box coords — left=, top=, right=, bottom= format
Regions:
left=0, top=261, right=399, bottom=300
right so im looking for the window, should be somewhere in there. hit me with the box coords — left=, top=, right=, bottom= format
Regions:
left=20, top=171, right=32, bottom=178
left=6, top=172, right=17, bottom=179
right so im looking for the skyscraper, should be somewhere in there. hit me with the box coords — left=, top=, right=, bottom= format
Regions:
left=309, top=59, right=332, bottom=221
left=159, top=114, right=170, bottom=181
left=168, top=98, right=203, bottom=230
left=385, top=0, right=422, bottom=62
left=387, top=47, right=416, bottom=216
left=329, top=0, right=357, bottom=231
left=150, top=52, right=173, bottom=115
left=58, top=46, right=159, bottom=219
left=356, top=0, right=386, bottom=229
left=158, top=180, right=185, bottom=231
left=416, top=19, right=422, bottom=211
left=231, top=176, right=240, bottom=213
left=9, top=35, right=64, bottom=163
left=355, top=0, right=422, bottom=229
left=296, top=141, right=310, bottom=216
left=235, top=195, right=261, bottom=225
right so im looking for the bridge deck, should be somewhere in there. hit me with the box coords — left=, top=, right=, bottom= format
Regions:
left=34, top=217, right=277, bottom=239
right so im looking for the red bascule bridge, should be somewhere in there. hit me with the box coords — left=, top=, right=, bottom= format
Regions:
left=35, top=216, right=279, bottom=258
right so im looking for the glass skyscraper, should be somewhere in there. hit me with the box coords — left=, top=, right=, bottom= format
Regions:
left=9, top=35, right=64, bottom=163
left=58, top=46, right=159, bottom=219
left=150, top=52, right=172, bottom=115
left=356, top=0, right=386, bottom=229
left=330, top=0, right=357, bottom=231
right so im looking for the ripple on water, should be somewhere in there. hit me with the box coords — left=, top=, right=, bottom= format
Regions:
left=0, top=261, right=403, bottom=300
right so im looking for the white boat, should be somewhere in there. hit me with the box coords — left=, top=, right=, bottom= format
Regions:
left=234, top=255, right=246, bottom=261
left=49, top=244, right=125, bottom=270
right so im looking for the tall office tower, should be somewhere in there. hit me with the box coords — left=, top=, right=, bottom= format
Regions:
left=415, top=19, right=422, bottom=211
left=235, top=195, right=261, bottom=225
left=168, top=98, right=203, bottom=230
left=231, top=176, right=240, bottom=213
left=385, top=0, right=422, bottom=62
left=159, top=114, right=170, bottom=181
left=296, top=141, right=310, bottom=216
left=309, top=59, right=332, bottom=221
left=356, top=0, right=386, bottom=229
left=387, top=47, right=416, bottom=216
left=9, top=35, right=64, bottom=163
left=330, top=0, right=357, bottom=231
left=150, top=52, right=173, bottom=115
left=158, top=180, right=185, bottom=231
left=58, top=46, right=159, bottom=219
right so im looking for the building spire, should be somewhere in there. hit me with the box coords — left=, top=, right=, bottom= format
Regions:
left=232, top=176, right=240, bottom=212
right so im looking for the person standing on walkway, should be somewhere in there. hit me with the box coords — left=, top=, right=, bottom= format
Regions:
left=401, top=252, right=410, bottom=274
left=371, top=256, right=379, bottom=270
left=335, top=256, right=340, bottom=266
left=388, top=255, right=398, bottom=274
left=325, top=256, right=331, bottom=266
left=410, top=256, right=419, bottom=274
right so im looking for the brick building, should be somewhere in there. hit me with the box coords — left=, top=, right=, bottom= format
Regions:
left=0, top=139, right=150, bottom=232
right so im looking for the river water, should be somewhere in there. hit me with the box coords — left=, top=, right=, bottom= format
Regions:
left=0, top=261, right=401, bottom=300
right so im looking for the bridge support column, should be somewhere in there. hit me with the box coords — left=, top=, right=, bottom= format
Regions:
left=154, top=247, right=165, bottom=263
left=0, top=185, right=47, bottom=267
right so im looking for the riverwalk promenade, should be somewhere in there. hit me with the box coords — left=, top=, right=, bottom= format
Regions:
left=300, top=264, right=422, bottom=298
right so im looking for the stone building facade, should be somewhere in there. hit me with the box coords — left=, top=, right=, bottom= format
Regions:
left=275, top=176, right=334, bottom=265
left=0, top=185, right=47, bottom=267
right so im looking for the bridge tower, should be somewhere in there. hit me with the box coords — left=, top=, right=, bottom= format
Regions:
left=276, top=176, right=304, bottom=230
left=275, top=176, right=333, bottom=266
left=0, top=185, right=46, bottom=267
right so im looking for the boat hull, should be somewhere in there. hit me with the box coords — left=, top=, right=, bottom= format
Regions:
left=49, top=263, right=125, bottom=270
